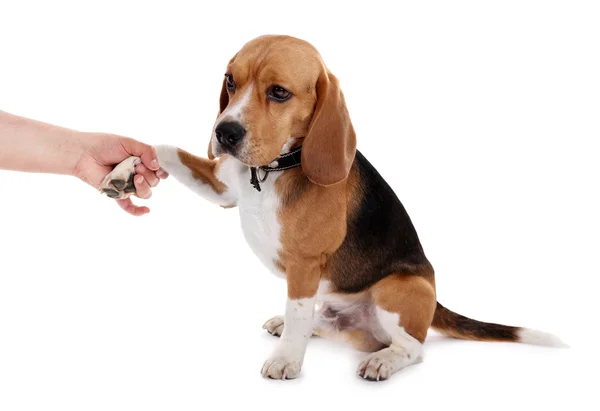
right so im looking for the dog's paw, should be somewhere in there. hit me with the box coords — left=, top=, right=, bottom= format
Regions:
left=99, top=157, right=140, bottom=199
left=262, top=315, right=285, bottom=337
left=262, top=316, right=319, bottom=338
left=357, top=349, right=398, bottom=381
left=261, top=357, right=301, bottom=380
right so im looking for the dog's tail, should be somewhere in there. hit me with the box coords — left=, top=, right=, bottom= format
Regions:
left=431, top=302, right=567, bottom=347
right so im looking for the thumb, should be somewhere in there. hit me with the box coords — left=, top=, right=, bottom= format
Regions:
left=120, top=138, right=160, bottom=171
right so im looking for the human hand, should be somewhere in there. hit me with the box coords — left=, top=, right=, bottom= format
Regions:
left=74, top=133, right=168, bottom=216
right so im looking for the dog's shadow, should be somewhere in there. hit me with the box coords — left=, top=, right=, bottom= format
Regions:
left=260, top=329, right=467, bottom=383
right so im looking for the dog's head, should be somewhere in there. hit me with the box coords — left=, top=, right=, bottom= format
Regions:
left=209, top=35, right=356, bottom=186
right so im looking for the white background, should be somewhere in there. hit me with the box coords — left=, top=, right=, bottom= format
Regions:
left=0, top=1, right=598, bottom=410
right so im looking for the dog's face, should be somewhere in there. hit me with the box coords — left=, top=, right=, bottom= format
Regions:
left=211, top=35, right=320, bottom=166
left=210, top=35, right=357, bottom=186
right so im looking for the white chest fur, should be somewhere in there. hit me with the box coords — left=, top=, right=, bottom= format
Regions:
left=217, top=158, right=285, bottom=277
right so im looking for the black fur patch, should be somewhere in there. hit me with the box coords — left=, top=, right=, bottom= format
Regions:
left=432, top=302, right=518, bottom=341
left=328, top=150, right=431, bottom=293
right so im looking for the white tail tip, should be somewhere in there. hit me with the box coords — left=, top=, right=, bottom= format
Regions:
left=517, top=328, right=569, bottom=348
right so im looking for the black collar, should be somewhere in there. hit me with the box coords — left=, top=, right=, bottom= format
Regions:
left=249, top=145, right=302, bottom=192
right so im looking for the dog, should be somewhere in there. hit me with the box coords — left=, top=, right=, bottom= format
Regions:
left=99, top=35, right=565, bottom=381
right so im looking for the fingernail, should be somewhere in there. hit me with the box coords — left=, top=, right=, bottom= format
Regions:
left=137, top=164, right=146, bottom=173
left=136, top=175, right=144, bottom=184
left=151, top=159, right=159, bottom=169
left=157, top=170, right=166, bottom=178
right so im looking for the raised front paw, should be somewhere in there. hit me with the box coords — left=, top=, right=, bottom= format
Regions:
left=261, top=357, right=301, bottom=380
left=99, top=157, right=140, bottom=199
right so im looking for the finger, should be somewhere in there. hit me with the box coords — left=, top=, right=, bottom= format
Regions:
left=157, top=168, right=169, bottom=179
left=135, top=164, right=160, bottom=187
left=120, top=138, right=160, bottom=171
left=116, top=198, right=150, bottom=216
left=134, top=174, right=152, bottom=199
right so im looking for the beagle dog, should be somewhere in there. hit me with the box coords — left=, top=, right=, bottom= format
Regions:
left=99, top=35, right=565, bottom=381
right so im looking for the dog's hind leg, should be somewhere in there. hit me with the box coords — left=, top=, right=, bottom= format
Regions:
left=357, top=275, right=436, bottom=381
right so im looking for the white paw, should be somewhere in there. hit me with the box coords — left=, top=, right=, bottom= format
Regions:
left=357, top=347, right=414, bottom=381
left=99, top=156, right=140, bottom=199
left=262, top=315, right=285, bottom=337
left=261, top=357, right=301, bottom=380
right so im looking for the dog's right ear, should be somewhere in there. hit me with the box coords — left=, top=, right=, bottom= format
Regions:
left=209, top=54, right=237, bottom=160
left=207, top=78, right=229, bottom=159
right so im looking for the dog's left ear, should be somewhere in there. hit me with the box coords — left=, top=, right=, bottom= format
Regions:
left=301, top=68, right=357, bottom=186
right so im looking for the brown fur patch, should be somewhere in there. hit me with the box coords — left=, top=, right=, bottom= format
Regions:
left=177, top=149, right=228, bottom=195
left=274, top=259, right=286, bottom=274
left=371, top=275, right=437, bottom=343
left=284, top=258, right=322, bottom=300
left=276, top=167, right=311, bottom=208
left=343, top=162, right=362, bottom=221
left=276, top=168, right=349, bottom=300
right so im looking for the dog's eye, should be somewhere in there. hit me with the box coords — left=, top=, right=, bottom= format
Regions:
left=268, top=86, right=292, bottom=102
left=225, top=74, right=236, bottom=92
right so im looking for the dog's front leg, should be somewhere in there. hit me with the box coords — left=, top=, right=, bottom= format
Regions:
left=261, top=261, right=320, bottom=380
left=99, top=145, right=237, bottom=207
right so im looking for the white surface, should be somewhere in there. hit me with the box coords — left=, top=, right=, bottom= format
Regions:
left=0, top=1, right=598, bottom=410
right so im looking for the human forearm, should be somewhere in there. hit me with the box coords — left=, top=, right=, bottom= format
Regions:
left=0, top=109, right=167, bottom=216
left=0, top=110, right=87, bottom=176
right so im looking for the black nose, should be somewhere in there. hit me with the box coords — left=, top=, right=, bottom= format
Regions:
left=215, top=121, right=246, bottom=147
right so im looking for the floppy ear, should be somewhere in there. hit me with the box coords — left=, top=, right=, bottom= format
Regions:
left=207, top=78, right=230, bottom=160
left=301, top=68, right=357, bottom=186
